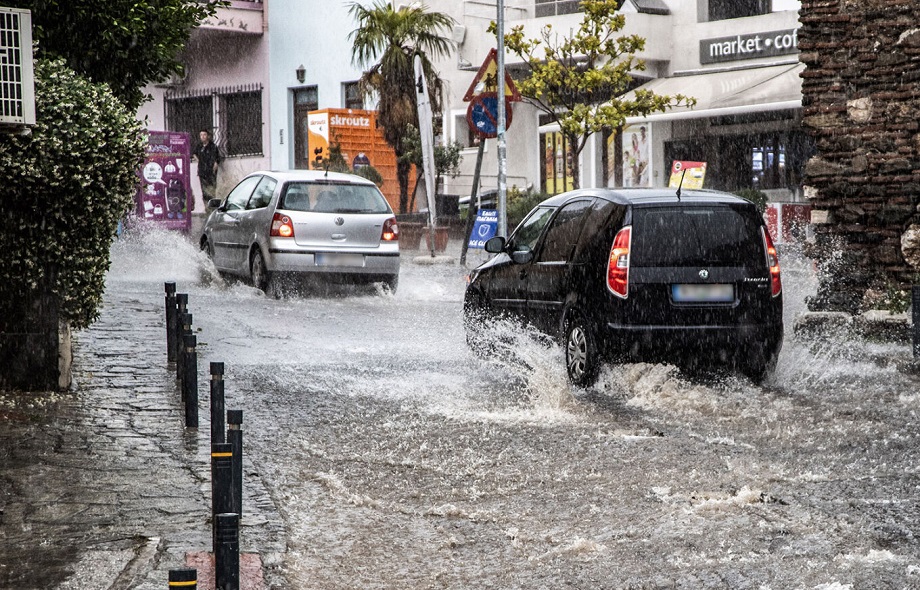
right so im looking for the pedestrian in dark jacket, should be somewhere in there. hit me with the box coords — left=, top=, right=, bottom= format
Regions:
left=193, top=129, right=222, bottom=206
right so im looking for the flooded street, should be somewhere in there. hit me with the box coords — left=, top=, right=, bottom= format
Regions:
left=102, top=229, right=920, bottom=589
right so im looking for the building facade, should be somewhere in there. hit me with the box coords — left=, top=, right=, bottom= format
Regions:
left=138, top=0, right=807, bottom=211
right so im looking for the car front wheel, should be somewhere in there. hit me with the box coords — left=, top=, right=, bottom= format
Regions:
left=565, top=314, right=600, bottom=387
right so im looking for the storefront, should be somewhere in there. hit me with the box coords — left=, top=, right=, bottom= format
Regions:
left=613, top=53, right=813, bottom=201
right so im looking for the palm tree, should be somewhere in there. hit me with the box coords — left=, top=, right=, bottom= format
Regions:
left=348, top=1, right=454, bottom=214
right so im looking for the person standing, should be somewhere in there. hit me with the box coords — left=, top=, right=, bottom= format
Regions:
left=193, top=129, right=222, bottom=206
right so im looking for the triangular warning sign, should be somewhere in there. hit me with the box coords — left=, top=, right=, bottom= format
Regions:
left=462, top=48, right=521, bottom=102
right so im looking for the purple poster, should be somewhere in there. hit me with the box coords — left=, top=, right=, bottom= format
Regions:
left=135, top=131, right=192, bottom=231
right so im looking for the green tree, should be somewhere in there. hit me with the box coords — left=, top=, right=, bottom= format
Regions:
left=5, top=0, right=220, bottom=110
left=492, top=0, right=695, bottom=188
left=0, top=58, right=145, bottom=389
left=348, top=0, right=454, bottom=214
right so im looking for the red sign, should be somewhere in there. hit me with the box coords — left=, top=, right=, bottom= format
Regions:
left=463, top=48, right=522, bottom=102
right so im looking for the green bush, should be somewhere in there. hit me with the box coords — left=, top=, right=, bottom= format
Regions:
left=0, top=58, right=145, bottom=330
left=508, top=186, right=549, bottom=227
left=734, top=188, right=769, bottom=214
left=353, top=165, right=384, bottom=186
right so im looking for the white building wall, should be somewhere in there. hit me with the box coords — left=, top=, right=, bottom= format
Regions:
left=268, top=0, right=371, bottom=170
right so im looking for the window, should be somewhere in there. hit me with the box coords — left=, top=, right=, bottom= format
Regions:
left=222, top=90, right=262, bottom=157
left=166, top=84, right=264, bottom=157
left=511, top=206, right=556, bottom=253
left=343, top=81, right=363, bottom=110
left=538, top=200, right=593, bottom=263
left=708, top=0, right=771, bottom=20
left=247, top=176, right=277, bottom=210
left=535, top=0, right=582, bottom=17
left=225, top=175, right=262, bottom=211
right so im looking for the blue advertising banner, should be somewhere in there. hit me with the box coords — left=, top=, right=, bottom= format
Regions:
left=468, top=209, right=498, bottom=249
left=135, top=131, right=192, bottom=231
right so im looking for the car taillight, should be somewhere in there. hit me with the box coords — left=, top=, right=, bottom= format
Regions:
left=271, top=213, right=294, bottom=238
left=762, top=227, right=782, bottom=297
left=606, top=226, right=631, bottom=299
left=381, top=217, right=398, bottom=241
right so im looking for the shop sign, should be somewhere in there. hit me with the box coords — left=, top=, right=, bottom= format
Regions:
left=700, top=29, right=798, bottom=64
left=669, top=161, right=707, bottom=189
left=135, top=130, right=192, bottom=231
left=468, top=209, right=498, bottom=249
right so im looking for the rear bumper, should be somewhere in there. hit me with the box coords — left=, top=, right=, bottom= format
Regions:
left=602, top=322, right=783, bottom=360
left=267, top=248, right=400, bottom=276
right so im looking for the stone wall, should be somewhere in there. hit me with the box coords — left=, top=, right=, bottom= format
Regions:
left=799, top=0, right=920, bottom=312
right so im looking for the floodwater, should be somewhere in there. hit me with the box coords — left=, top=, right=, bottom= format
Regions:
left=107, top=228, right=920, bottom=589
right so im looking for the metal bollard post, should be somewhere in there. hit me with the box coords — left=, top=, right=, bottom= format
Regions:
left=215, top=513, right=240, bottom=590
left=211, top=442, right=234, bottom=548
left=168, top=568, right=197, bottom=589
left=177, top=312, right=192, bottom=385
left=165, top=282, right=177, bottom=363
left=227, top=409, right=243, bottom=517
left=183, top=334, right=198, bottom=428
left=913, top=286, right=920, bottom=359
left=210, top=362, right=226, bottom=445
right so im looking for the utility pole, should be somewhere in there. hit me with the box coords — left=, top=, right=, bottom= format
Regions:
left=496, top=0, right=508, bottom=237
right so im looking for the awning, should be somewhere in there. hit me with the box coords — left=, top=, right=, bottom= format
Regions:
left=623, top=62, right=805, bottom=124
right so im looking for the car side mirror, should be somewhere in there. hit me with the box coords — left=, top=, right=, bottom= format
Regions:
left=511, top=246, right=534, bottom=265
left=484, top=236, right=506, bottom=253
left=208, top=198, right=224, bottom=211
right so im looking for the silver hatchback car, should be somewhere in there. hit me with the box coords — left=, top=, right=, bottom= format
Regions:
left=200, top=170, right=400, bottom=292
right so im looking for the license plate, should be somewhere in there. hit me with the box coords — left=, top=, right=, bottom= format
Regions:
left=671, top=283, right=734, bottom=303
left=315, top=253, right=365, bottom=267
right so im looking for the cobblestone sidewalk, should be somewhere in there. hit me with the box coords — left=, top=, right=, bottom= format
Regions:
left=0, top=286, right=286, bottom=589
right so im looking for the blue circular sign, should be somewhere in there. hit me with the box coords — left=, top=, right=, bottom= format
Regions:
left=466, top=93, right=513, bottom=139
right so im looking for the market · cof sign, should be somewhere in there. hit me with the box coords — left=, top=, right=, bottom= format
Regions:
left=700, top=28, right=799, bottom=64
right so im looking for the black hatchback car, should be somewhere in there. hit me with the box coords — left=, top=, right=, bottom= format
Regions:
left=463, top=188, right=783, bottom=385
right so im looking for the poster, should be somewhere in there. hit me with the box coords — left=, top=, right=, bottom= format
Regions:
left=135, top=131, right=192, bottom=231
left=668, top=160, right=708, bottom=189
left=540, top=131, right=575, bottom=195
left=622, top=124, right=651, bottom=187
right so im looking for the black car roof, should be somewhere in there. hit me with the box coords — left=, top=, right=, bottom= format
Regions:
left=540, top=188, right=753, bottom=208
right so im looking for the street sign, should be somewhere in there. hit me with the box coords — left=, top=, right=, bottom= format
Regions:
left=466, top=93, right=514, bottom=139
left=467, top=209, right=498, bottom=249
left=462, top=48, right=521, bottom=102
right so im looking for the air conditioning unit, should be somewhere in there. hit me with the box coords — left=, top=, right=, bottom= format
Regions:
left=0, top=7, right=35, bottom=127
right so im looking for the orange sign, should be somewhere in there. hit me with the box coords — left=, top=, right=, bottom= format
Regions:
left=463, top=48, right=522, bottom=102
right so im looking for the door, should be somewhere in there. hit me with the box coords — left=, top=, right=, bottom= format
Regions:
left=235, top=175, right=278, bottom=270
left=293, top=87, right=318, bottom=170
left=525, top=199, right=594, bottom=333
left=211, top=175, right=261, bottom=272
left=486, top=205, right=556, bottom=318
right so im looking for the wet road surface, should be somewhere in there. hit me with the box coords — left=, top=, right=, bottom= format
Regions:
left=3, top=228, right=920, bottom=589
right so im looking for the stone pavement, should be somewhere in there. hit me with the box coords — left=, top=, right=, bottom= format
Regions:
left=0, top=281, right=286, bottom=589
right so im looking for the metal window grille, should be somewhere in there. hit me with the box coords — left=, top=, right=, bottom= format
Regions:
left=534, top=0, right=582, bottom=17
left=0, top=7, right=34, bottom=125
left=165, top=84, right=263, bottom=157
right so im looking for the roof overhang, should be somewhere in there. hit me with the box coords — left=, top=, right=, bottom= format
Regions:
left=624, top=62, right=805, bottom=124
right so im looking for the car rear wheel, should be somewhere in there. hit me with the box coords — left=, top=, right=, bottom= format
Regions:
left=565, top=314, right=600, bottom=387
left=250, top=249, right=271, bottom=293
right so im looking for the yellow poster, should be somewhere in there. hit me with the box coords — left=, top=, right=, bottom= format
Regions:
left=668, top=160, right=707, bottom=189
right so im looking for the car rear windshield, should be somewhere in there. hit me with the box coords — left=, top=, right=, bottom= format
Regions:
left=280, top=181, right=391, bottom=214
left=631, top=205, right=765, bottom=268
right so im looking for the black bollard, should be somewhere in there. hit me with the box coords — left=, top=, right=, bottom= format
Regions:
left=177, top=312, right=193, bottom=385
left=183, top=334, right=198, bottom=428
left=227, top=409, right=243, bottom=517
left=215, top=513, right=240, bottom=590
left=165, top=282, right=177, bottom=363
left=168, top=568, right=197, bottom=589
left=211, top=442, right=234, bottom=549
left=210, top=363, right=226, bottom=445
left=913, top=286, right=920, bottom=359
